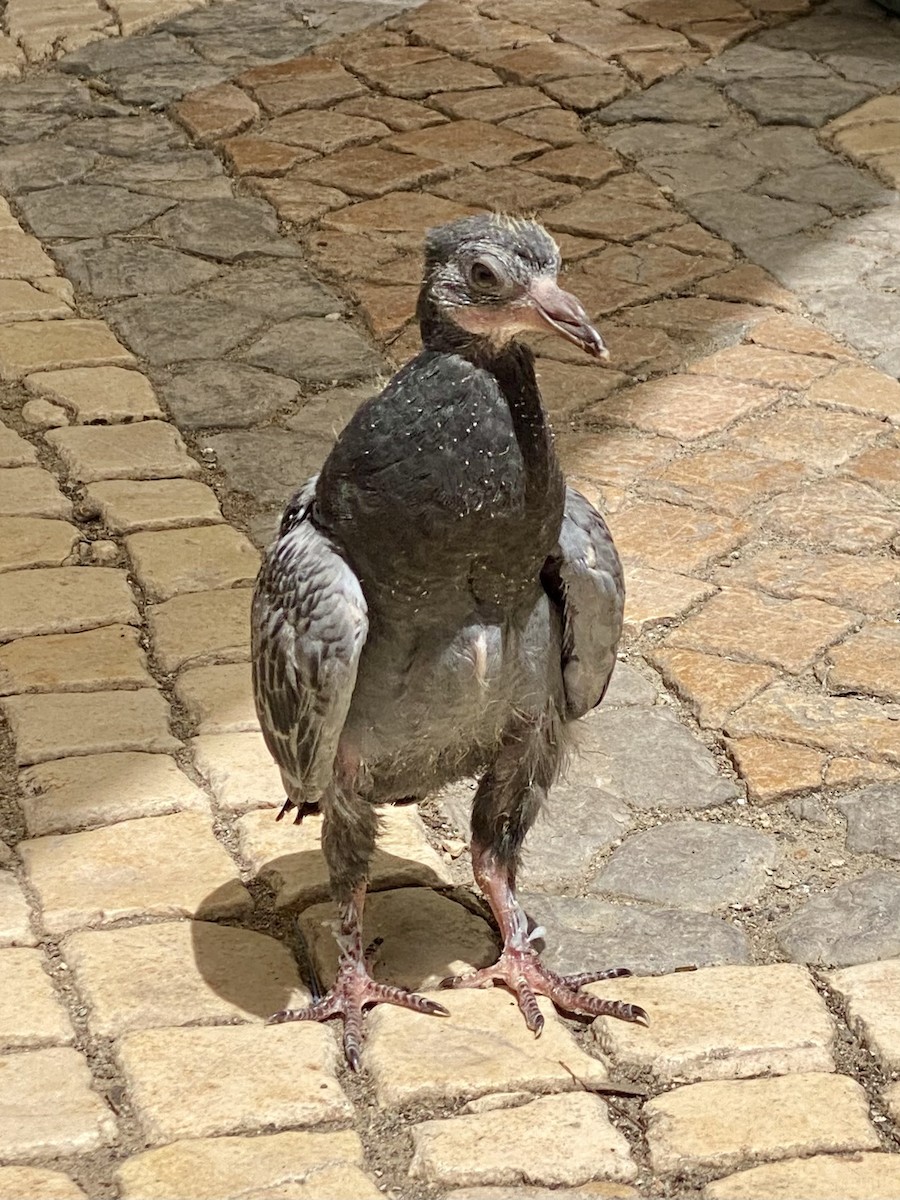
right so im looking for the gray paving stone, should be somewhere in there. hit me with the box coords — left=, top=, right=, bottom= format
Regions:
left=838, top=785, right=900, bottom=861
left=0, top=111, right=72, bottom=144
left=280, top=385, right=373, bottom=435
left=54, top=242, right=223, bottom=300
left=776, top=872, right=900, bottom=967
left=16, top=186, right=174, bottom=239
left=0, top=76, right=95, bottom=118
left=156, top=362, right=301, bottom=430
left=695, top=44, right=833, bottom=83
left=0, top=142, right=97, bottom=194
left=60, top=116, right=188, bottom=158
left=685, top=190, right=829, bottom=251
left=725, top=75, right=875, bottom=126
left=106, top=63, right=230, bottom=106
left=86, top=150, right=228, bottom=201
left=601, top=122, right=737, bottom=162
left=566, top=707, right=740, bottom=811
left=106, top=297, right=267, bottom=366
left=590, top=821, right=779, bottom=912
left=195, top=262, right=344, bottom=322
left=161, top=0, right=294, bottom=34
left=243, top=317, right=383, bottom=386
left=641, top=153, right=765, bottom=198
left=188, top=27, right=319, bottom=67
left=824, top=46, right=900, bottom=90
left=204, top=429, right=331, bottom=508
left=522, top=895, right=749, bottom=977
left=747, top=231, right=879, bottom=294
left=805, top=286, right=900, bottom=365
left=758, top=163, right=893, bottom=215
left=595, top=78, right=733, bottom=126
left=153, top=199, right=303, bottom=262
left=739, top=126, right=840, bottom=173
left=602, top=661, right=661, bottom=707
left=758, top=12, right=893, bottom=53
left=59, top=31, right=199, bottom=75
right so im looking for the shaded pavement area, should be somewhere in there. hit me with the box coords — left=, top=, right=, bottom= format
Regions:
left=0, top=0, right=900, bottom=1195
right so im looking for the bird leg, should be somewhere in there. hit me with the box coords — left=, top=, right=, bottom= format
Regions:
left=442, top=840, right=648, bottom=1035
left=268, top=883, right=449, bottom=1071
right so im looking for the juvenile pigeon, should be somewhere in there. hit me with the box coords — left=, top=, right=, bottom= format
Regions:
left=252, top=214, right=647, bottom=1069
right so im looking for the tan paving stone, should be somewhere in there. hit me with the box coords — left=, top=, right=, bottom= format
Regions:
left=546, top=181, right=681, bottom=244
left=338, top=93, right=447, bottom=133
left=0, top=947, right=74, bottom=1049
left=429, top=85, right=553, bottom=123
left=19, top=812, right=251, bottom=935
left=191, top=731, right=283, bottom=814
left=24, top=366, right=163, bottom=424
left=748, top=313, right=852, bottom=359
left=824, top=622, right=900, bottom=703
left=353, top=281, right=418, bottom=340
left=727, top=682, right=900, bottom=764
left=367, top=988, right=608, bottom=1107
left=610, top=503, right=752, bottom=572
left=0, top=624, right=151, bottom=696
left=0, top=1167, right=86, bottom=1199
left=645, top=1072, right=879, bottom=1177
left=718, top=546, right=900, bottom=616
left=300, top=888, right=497, bottom=992
left=173, top=82, right=258, bottom=145
left=45, top=420, right=200, bottom=483
left=0, top=228, right=57, bottom=280
left=0, top=319, right=133, bottom=381
left=148, top=587, right=252, bottom=671
left=265, top=109, right=391, bottom=154
left=697, top=263, right=798, bottom=311
left=484, top=41, right=606, bottom=84
left=826, top=958, right=900, bottom=1073
left=593, top=964, right=834, bottom=1083
left=758, top=480, right=899, bottom=552
left=622, top=566, right=717, bottom=635
left=22, top=396, right=69, bottom=429
left=726, top=736, right=825, bottom=803
left=3, top=688, right=179, bottom=765
left=0, top=872, right=35, bottom=946
left=535, top=360, right=627, bottom=417
left=430, top=165, right=579, bottom=213
left=126, top=525, right=258, bottom=602
left=501, top=106, right=585, bottom=147
left=0, top=466, right=71, bottom=518
left=84, top=478, right=223, bottom=533
left=223, top=134, right=308, bottom=176
left=404, top=11, right=550, bottom=57
left=648, top=647, right=775, bottom=729
left=389, top=119, right=546, bottom=168
left=619, top=46, right=705, bottom=85
left=116, top=1131, right=378, bottom=1200
left=177, top=664, right=257, bottom=735
left=665, top=588, right=860, bottom=675
left=0, top=1046, right=116, bottom=1159
left=600, top=376, right=776, bottom=440
left=237, top=803, right=451, bottom=908
left=705, top=1153, right=900, bottom=1200
left=410, top=1092, right=636, bottom=1188
left=348, top=48, right=501, bottom=98
left=688, top=344, right=835, bottom=389
left=238, top=55, right=367, bottom=115
left=321, top=192, right=479, bottom=236
left=0, top=566, right=137, bottom=643
left=0, top=279, right=71, bottom=322
left=65, top=920, right=307, bottom=1036
left=557, top=429, right=678, bottom=488
left=846, top=444, right=900, bottom=502
left=831, top=122, right=900, bottom=160
left=20, top=751, right=208, bottom=836
left=0, top=421, right=38, bottom=467
left=648, top=448, right=805, bottom=516
left=249, top=175, right=349, bottom=225
left=528, top=143, right=621, bottom=186
left=808, top=364, right=900, bottom=423
left=296, top=144, right=447, bottom=199
left=542, top=70, right=630, bottom=111
left=730, top=405, right=885, bottom=472
left=0, top=517, right=80, bottom=572
left=117, top=1023, right=351, bottom=1144
left=825, top=757, right=900, bottom=787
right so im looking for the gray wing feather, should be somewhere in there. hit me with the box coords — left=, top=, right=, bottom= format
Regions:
left=542, top=486, right=625, bottom=719
left=251, top=477, right=368, bottom=801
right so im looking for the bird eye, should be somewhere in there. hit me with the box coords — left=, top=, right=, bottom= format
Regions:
left=469, top=259, right=500, bottom=290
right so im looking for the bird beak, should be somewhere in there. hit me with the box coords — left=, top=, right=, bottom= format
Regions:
left=528, top=276, right=610, bottom=362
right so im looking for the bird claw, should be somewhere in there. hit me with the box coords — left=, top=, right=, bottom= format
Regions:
left=269, top=960, right=449, bottom=1071
left=442, top=947, right=648, bottom=1032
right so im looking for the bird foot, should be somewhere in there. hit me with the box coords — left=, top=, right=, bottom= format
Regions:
left=441, top=946, right=648, bottom=1036
left=268, top=955, right=449, bottom=1071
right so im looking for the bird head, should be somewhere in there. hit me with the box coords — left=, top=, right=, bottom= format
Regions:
left=419, top=213, right=609, bottom=362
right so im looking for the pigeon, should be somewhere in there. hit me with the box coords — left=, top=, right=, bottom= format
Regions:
left=252, top=213, right=648, bottom=1070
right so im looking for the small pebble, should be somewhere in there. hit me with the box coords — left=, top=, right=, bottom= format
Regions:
left=91, top=540, right=119, bottom=564
left=23, top=397, right=68, bottom=428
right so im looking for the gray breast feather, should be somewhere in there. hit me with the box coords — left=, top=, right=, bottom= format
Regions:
left=251, top=477, right=368, bottom=801
left=542, top=486, right=625, bottom=719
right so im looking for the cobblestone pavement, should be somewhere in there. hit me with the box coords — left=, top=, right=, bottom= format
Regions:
left=1, top=0, right=900, bottom=1195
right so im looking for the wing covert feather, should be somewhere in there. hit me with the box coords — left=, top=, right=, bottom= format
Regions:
left=251, top=478, right=368, bottom=800
left=542, top=486, right=625, bottom=719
